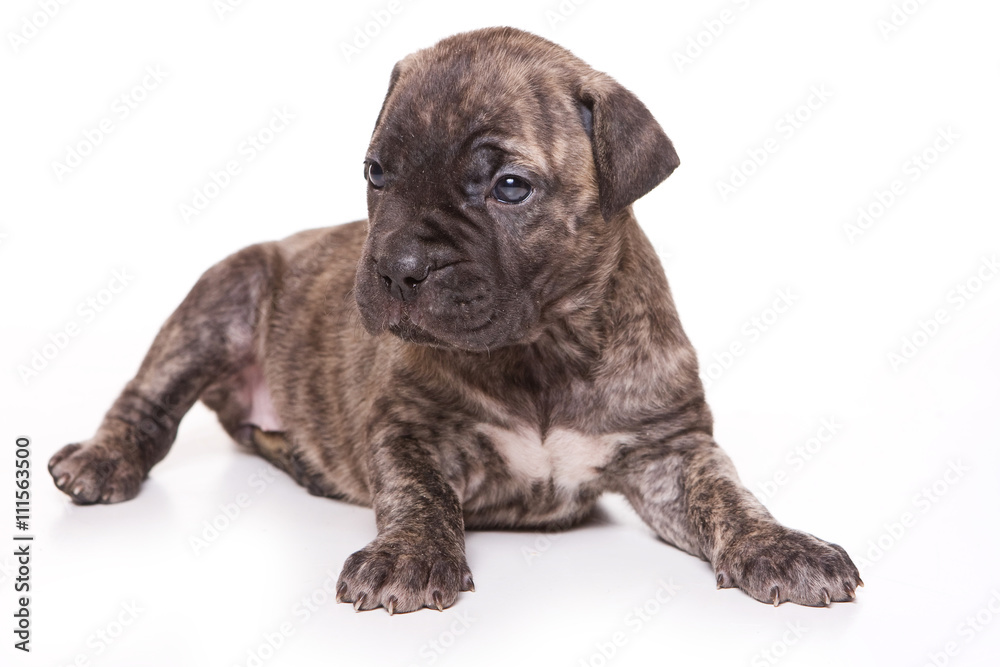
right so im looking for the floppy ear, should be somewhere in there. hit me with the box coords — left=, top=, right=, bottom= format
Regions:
left=371, top=58, right=408, bottom=137
left=578, top=75, right=680, bottom=221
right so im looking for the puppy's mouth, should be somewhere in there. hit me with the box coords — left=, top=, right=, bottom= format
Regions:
left=355, top=256, right=523, bottom=350
left=383, top=302, right=434, bottom=342
left=387, top=320, right=444, bottom=347
left=382, top=299, right=495, bottom=348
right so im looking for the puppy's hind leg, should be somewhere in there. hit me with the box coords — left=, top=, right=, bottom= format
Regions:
left=49, top=244, right=278, bottom=504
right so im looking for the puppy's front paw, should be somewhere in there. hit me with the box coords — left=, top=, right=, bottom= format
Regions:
left=714, top=525, right=862, bottom=607
left=49, top=439, right=145, bottom=505
left=336, top=537, right=474, bottom=614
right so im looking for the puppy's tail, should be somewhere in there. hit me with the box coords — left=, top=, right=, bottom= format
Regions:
left=244, top=426, right=294, bottom=471
left=238, top=425, right=346, bottom=500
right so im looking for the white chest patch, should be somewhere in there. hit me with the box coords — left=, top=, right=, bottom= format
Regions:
left=478, top=424, right=627, bottom=489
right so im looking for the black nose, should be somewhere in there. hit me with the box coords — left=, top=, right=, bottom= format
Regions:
left=377, top=252, right=430, bottom=303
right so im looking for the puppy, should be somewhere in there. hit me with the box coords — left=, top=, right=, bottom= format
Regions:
left=49, top=27, right=861, bottom=614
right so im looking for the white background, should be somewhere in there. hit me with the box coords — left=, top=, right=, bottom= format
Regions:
left=2, top=0, right=999, bottom=665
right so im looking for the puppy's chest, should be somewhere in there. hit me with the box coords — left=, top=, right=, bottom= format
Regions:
left=474, top=423, right=626, bottom=491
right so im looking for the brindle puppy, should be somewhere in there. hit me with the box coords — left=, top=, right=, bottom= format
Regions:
left=49, top=27, right=861, bottom=613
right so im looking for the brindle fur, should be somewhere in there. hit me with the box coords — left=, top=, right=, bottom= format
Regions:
left=49, top=27, right=860, bottom=613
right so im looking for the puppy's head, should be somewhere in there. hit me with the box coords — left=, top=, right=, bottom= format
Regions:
left=354, top=27, right=679, bottom=351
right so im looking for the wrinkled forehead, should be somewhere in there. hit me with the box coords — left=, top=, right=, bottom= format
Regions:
left=371, top=48, right=582, bottom=176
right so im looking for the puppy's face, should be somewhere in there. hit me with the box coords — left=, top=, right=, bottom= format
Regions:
left=354, top=28, right=679, bottom=351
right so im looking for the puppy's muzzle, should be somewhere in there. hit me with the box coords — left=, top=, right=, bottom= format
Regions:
left=376, top=249, right=430, bottom=303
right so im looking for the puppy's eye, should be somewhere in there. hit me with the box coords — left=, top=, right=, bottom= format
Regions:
left=492, top=175, right=532, bottom=204
left=366, top=161, right=386, bottom=189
